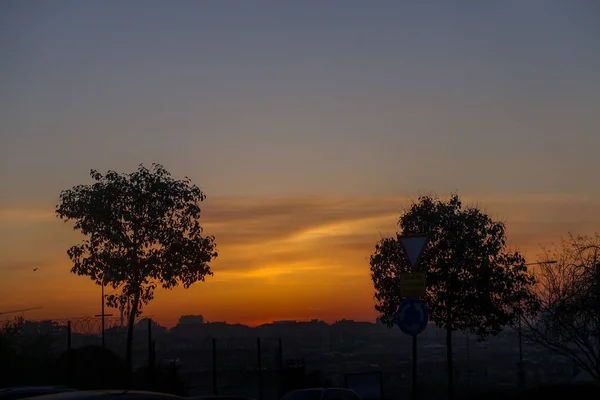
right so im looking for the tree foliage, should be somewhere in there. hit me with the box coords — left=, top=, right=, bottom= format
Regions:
left=522, top=233, right=600, bottom=381
left=370, top=194, right=539, bottom=399
left=370, top=194, right=538, bottom=338
left=56, top=163, right=217, bottom=370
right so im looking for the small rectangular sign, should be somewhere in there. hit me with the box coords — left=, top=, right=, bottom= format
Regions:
left=400, top=271, right=426, bottom=298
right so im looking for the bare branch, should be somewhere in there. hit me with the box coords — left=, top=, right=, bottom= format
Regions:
left=521, top=233, right=600, bottom=382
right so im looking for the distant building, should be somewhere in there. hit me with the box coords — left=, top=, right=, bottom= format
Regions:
left=19, top=319, right=61, bottom=335
left=178, top=315, right=205, bottom=325
left=135, top=317, right=168, bottom=336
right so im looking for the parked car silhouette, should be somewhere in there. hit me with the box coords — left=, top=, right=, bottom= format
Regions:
left=18, top=390, right=183, bottom=400
left=281, top=388, right=361, bottom=400
left=0, top=386, right=76, bottom=400
left=189, top=396, right=255, bottom=400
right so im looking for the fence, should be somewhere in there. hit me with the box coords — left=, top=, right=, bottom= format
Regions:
left=0, top=316, right=152, bottom=361
left=0, top=317, right=293, bottom=399
left=1, top=318, right=580, bottom=399
left=167, top=336, right=285, bottom=398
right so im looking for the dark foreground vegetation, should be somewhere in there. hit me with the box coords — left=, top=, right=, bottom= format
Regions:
left=1, top=343, right=188, bottom=396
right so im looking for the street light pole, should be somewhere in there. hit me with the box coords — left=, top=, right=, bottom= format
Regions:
left=516, top=260, right=557, bottom=389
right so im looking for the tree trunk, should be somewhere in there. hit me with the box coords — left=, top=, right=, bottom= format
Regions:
left=126, top=291, right=140, bottom=387
left=446, top=305, right=454, bottom=400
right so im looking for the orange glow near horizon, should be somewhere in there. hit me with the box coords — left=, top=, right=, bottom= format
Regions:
left=1, top=193, right=599, bottom=328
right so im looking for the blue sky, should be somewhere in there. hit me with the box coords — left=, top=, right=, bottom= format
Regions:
left=2, top=0, right=599, bottom=202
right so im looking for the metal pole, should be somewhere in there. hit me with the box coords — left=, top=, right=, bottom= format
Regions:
left=148, top=318, right=152, bottom=354
left=148, top=318, right=153, bottom=386
left=412, top=334, right=417, bottom=400
left=278, top=337, right=283, bottom=399
left=101, top=281, right=105, bottom=350
left=152, top=341, right=156, bottom=379
left=67, top=321, right=72, bottom=351
left=278, top=337, right=283, bottom=369
left=100, top=281, right=105, bottom=389
left=257, top=337, right=263, bottom=400
left=466, top=331, right=470, bottom=391
left=212, top=337, right=218, bottom=395
left=67, top=321, right=72, bottom=386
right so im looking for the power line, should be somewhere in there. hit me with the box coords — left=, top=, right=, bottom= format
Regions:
left=0, top=306, right=42, bottom=316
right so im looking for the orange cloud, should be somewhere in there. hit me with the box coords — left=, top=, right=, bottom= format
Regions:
left=1, top=193, right=599, bottom=326
left=0, top=208, right=55, bottom=222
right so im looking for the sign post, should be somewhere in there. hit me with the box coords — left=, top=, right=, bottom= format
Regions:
left=396, top=298, right=429, bottom=400
left=397, top=234, right=429, bottom=400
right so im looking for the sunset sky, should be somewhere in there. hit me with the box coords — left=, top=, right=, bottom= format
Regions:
left=1, top=1, right=599, bottom=327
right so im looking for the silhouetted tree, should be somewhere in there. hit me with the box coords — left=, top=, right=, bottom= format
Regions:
left=522, top=233, right=600, bottom=382
left=370, top=194, right=538, bottom=399
left=56, top=164, right=218, bottom=375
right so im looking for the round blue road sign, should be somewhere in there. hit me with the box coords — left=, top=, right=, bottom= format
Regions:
left=396, top=298, right=428, bottom=336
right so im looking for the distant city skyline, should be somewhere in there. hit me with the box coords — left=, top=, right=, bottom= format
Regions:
left=1, top=1, right=599, bottom=326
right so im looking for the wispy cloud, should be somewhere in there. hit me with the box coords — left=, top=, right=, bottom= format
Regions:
left=0, top=208, right=55, bottom=223
left=200, top=193, right=600, bottom=270
left=285, top=214, right=398, bottom=244
left=0, top=192, right=599, bottom=324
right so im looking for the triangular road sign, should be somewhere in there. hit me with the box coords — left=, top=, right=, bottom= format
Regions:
left=399, top=235, right=428, bottom=268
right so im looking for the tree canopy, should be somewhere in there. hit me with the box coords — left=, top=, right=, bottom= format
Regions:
left=370, top=194, right=538, bottom=338
left=370, top=194, right=539, bottom=399
left=56, top=163, right=217, bottom=370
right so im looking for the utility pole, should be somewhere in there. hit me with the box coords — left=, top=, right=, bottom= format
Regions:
left=95, top=280, right=113, bottom=349
left=94, top=273, right=113, bottom=389
left=466, top=331, right=470, bottom=391
left=94, top=272, right=113, bottom=349
left=96, top=277, right=106, bottom=389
